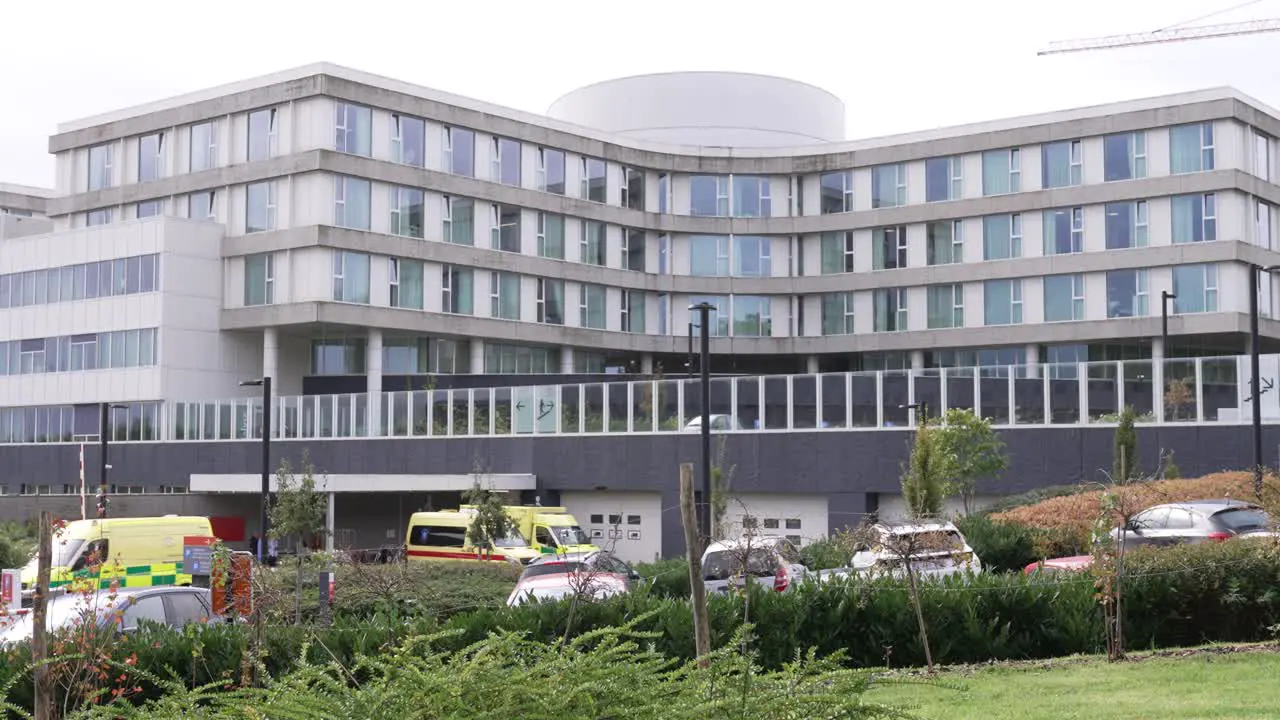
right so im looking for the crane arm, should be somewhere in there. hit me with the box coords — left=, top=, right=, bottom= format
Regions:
left=1039, top=18, right=1280, bottom=55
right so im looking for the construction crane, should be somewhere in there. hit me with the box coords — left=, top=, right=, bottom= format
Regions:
left=1039, top=0, right=1280, bottom=55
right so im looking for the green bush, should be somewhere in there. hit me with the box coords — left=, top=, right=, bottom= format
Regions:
left=955, top=514, right=1039, bottom=573
left=0, top=521, right=34, bottom=569
left=634, top=558, right=690, bottom=599
left=983, top=484, right=1091, bottom=514
left=800, top=536, right=853, bottom=570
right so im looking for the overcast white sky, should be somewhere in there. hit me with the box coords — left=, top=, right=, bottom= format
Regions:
left=2, top=0, right=1277, bottom=188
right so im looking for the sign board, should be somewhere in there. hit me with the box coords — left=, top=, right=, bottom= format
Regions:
left=513, top=386, right=559, bottom=434
left=183, top=535, right=217, bottom=577
left=0, top=569, right=18, bottom=613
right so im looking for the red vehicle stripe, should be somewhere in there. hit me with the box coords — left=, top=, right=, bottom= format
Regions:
left=405, top=549, right=509, bottom=562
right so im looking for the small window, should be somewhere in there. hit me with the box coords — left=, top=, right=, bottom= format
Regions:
left=1164, top=508, right=1196, bottom=530
left=120, top=595, right=168, bottom=631
left=785, top=518, right=802, bottom=530
left=589, top=514, right=603, bottom=524
left=535, top=526, right=557, bottom=547
left=763, top=518, right=780, bottom=529
left=72, top=539, right=109, bottom=572
left=626, top=514, right=642, bottom=525
left=166, top=592, right=211, bottom=625
left=785, top=535, right=802, bottom=546
left=408, top=525, right=466, bottom=548
left=608, top=514, right=622, bottom=525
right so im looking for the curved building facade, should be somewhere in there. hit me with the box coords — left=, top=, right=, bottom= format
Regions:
left=2, top=61, right=1280, bottom=446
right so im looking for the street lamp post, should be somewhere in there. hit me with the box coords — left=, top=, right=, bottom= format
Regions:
left=901, top=402, right=927, bottom=425
left=98, top=403, right=128, bottom=518
left=1161, top=291, right=1177, bottom=353
left=240, top=377, right=272, bottom=562
left=688, top=303, right=713, bottom=547
left=1248, top=266, right=1280, bottom=499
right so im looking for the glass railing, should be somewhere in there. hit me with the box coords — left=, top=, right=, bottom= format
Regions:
left=163, top=354, right=1258, bottom=441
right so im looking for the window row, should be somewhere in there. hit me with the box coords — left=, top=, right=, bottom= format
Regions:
left=0, top=401, right=162, bottom=444
left=310, top=335, right=574, bottom=376
left=0, top=254, right=159, bottom=309
left=0, top=328, right=159, bottom=376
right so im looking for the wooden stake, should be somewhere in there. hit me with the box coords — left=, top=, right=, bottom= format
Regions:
left=32, top=511, right=53, bottom=720
left=680, top=463, right=711, bottom=669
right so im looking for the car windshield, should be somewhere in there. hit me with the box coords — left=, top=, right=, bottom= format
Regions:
left=703, top=549, right=777, bottom=580
left=22, top=537, right=85, bottom=575
left=885, top=530, right=966, bottom=553
left=477, top=530, right=528, bottom=548
left=552, top=526, right=591, bottom=547
left=521, top=561, right=585, bottom=579
left=0, top=594, right=115, bottom=645
left=1213, top=508, right=1271, bottom=532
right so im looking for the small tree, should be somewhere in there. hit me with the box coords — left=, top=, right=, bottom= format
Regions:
left=1161, top=449, right=1182, bottom=480
left=1164, top=377, right=1194, bottom=421
left=464, top=477, right=515, bottom=560
left=271, top=451, right=328, bottom=625
left=935, top=408, right=1008, bottom=515
left=901, top=418, right=949, bottom=519
left=709, top=434, right=738, bottom=541
left=1113, top=405, right=1138, bottom=482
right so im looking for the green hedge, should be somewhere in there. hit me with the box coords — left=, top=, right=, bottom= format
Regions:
left=954, top=514, right=1087, bottom=573
left=5, top=540, right=1279, bottom=715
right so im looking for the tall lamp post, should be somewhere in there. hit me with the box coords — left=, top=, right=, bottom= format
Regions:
left=901, top=402, right=927, bottom=425
left=1248, top=266, right=1280, bottom=499
left=98, top=403, right=128, bottom=518
left=688, top=302, right=713, bottom=547
left=1160, top=291, right=1177, bottom=352
left=240, top=377, right=272, bottom=562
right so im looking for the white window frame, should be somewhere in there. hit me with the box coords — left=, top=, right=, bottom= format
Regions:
left=490, top=204, right=501, bottom=249
left=443, top=127, right=455, bottom=173
left=579, top=284, right=605, bottom=329
left=247, top=108, right=278, bottom=162
left=873, top=164, right=908, bottom=207
left=948, top=156, right=963, bottom=198
left=580, top=221, right=606, bottom=266
left=139, top=134, right=162, bottom=182
left=731, top=296, right=772, bottom=337
left=840, top=231, right=855, bottom=271
left=1068, top=140, right=1083, bottom=185
left=537, top=148, right=550, bottom=191
left=491, top=137, right=502, bottom=183
left=1011, top=280, right=1024, bottom=323
left=388, top=258, right=401, bottom=307
left=621, top=289, right=644, bottom=333
left=442, top=265, right=456, bottom=313
left=89, top=144, right=114, bottom=191
left=1009, top=149, right=1022, bottom=192
left=245, top=253, right=274, bottom=306
left=489, top=271, right=504, bottom=318
left=1202, top=193, right=1218, bottom=241
left=1256, top=131, right=1273, bottom=181
left=1071, top=274, right=1085, bottom=320
left=1070, top=206, right=1084, bottom=252
left=1132, top=132, right=1148, bottom=179
left=389, top=186, right=418, bottom=238
left=246, top=181, right=277, bottom=233
left=832, top=171, right=854, bottom=213
left=580, top=157, right=606, bottom=202
left=1136, top=270, right=1150, bottom=316
left=842, top=291, right=856, bottom=334
left=950, top=220, right=964, bottom=261
left=332, top=252, right=346, bottom=298
left=190, top=122, right=217, bottom=171
left=536, top=278, right=558, bottom=324
left=1201, top=123, right=1216, bottom=170
left=715, top=176, right=731, bottom=216
left=1205, top=264, right=1219, bottom=311
left=893, top=288, right=908, bottom=330
left=443, top=195, right=453, bottom=240
left=1258, top=199, right=1275, bottom=249
left=1010, top=213, right=1023, bottom=257
left=335, top=178, right=348, bottom=226
left=188, top=190, right=215, bottom=221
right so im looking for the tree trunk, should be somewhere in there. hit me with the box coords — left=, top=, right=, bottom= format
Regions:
left=32, top=511, right=53, bottom=720
left=904, top=558, right=934, bottom=673
left=680, top=463, right=711, bottom=669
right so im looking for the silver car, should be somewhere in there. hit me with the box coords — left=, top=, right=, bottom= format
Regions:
left=701, top=536, right=808, bottom=595
left=1113, top=500, right=1272, bottom=549
left=0, top=586, right=214, bottom=647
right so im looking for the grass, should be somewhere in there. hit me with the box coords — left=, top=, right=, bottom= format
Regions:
left=867, top=645, right=1280, bottom=720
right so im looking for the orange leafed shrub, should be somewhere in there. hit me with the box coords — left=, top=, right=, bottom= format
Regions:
left=991, top=472, right=1261, bottom=540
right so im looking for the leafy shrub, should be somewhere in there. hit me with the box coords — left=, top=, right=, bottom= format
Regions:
left=634, top=558, right=690, bottom=599
left=800, top=536, right=853, bottom=570
left=954, top=514, right=1039, bottom=573
left=0, top=521, right=34, bottom=569
left=982, top=484, right=1093, bottom=514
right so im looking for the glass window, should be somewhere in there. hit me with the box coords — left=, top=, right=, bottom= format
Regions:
left=984, top=279, right=1023, bottom=326
left=982, top=214, right=1022, bottom=260
left=873, top=226, right=908, bottom=270
left=1043, top=274, right=1084, bottom=322
left=690, top=235, right=730, bottom=277
left=580, top=221, right=606, bottom=266
left=621, top=290, right=646, bottom=333
left=491, top=137, right=521, bottom=186
left=389, top=258, right=424, bottom=310
left=138, top=133, right=162, bottom=183
left=580, top=284, right=607, bottom=329
left=443, top=197, right=475, bottom=246
left=981, top=148, right=1020, bottom=195
left=244, top=253, right=274, bottom=306
left=247, top=108, right=277, bottom=162
left=820, top=292, right=855, bottom=335
left=622, top=229, right=646, bottom=272
left=926, top=284, right=964, bottom=329
left=334, top=176, right=371, bottom=230
left=390, top=186, right=425, bottom=239
left=624, top=168, right=645, bottom=210
left=1258, top=199, right=1275, bottom=250
left=820, top=171, right=853, bottom=214
left=537, top=148, right=565, bottom=194
left=925, top=221, right=963, bottom=265
left=87, top=209, right=113, bottom=227
left=120, top=595, right=168, bottom=631
left=1043, top=207, right=1083, bottom=255
left=1041, top=140, right=1082, bottom=188
left=537, top=213, right=565, bottom=259
left=1171, top=193, right=1217, bottom=243
left=1104, top=201, right=1148, bottom=249
left=489, top=271, right=520, bottom=320
left=491, top=204, right=521, bottom=252
left=1170, top=122, right=1215, bottom=174
left=1106, top=269, right=1148, bottom=318
left=581, top=157, right=606, bottom=203
left=188, top=191, right=214, bottom=221
left=391, top=114, right=426, bottom=167
left=136, top=201, right=161, bottom=219
left=331, top=251, right=371, bottom=303
left=310, top=336, right=366, bottom=375
left=689, top=296, right=729, bottom=337
left=1103, top=132, right=1147, bottom=181
left=732, top=296, right=771, bottom=337
left=88, top=144, right=115, bottom=191
left=444, top=127, right=476, bottom=177
left=925, top=156, right=962, bottom=202
left=1256, top=132, right=1272, bottom=181
left=873, top=288, right=907, bottom=332
left=820, top=232, right=854, bottom=273
left=334, top=103, right=372, bottom=157
left=189, top=122, right=216, bottom=172
left=1172, top=264, right=1218, bottom=314
left=537, top=278, right=565, bottom=324
left=442, top=266, right=474, bottom=315
left=733, top=236, right=771, bottom=277
left=871, top=164, right=907, bottom=208
left=690, top=175, right=729, bottom=217
left=732, top=176, right=771, bottom=217
left=246, top=182, right=276, bottom=234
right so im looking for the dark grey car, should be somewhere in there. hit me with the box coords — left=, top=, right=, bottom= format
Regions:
left=1112, top=500, right=1271, bottom=549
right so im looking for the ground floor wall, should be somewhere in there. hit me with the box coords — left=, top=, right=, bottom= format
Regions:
left=0, top=424, right=1267, bottom=558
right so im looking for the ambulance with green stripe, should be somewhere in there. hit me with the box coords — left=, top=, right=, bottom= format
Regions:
left=20, top=516, right=215, bottom=602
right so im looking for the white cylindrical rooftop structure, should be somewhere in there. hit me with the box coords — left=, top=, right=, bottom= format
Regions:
left=547, top=72, right=846, bottom=147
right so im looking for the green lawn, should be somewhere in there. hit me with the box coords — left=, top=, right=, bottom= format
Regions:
left=867, top=647, right=1280, bottom=720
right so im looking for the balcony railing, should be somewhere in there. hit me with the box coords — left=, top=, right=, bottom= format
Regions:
left=166, top=354, right=1260, bottom=442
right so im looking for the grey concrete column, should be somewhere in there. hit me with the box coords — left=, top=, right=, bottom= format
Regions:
left=560, top=346, right=575, bottom=374
left=640, top=353, right=654, bottom=374
left=1024, top=343, right=1041, bottom=380
left=367, top=329, right=383, bottom=435
left=1152, top=336, right=1166, bottom=423
left=806, top=355, right=820, bottom=374
left=910, top=350, right=925, bottom=371
left=262, top=327, right=279, bottom=395
left=469, top=339, right=485, bottom=373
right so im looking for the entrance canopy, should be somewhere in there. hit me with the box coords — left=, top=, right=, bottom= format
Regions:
left=188, top=473, right=536, bottom=494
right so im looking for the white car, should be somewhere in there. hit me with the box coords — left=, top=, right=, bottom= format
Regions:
left=823, top=521, right=983, bottom=582
left=701, top=535, right=808, bottom=594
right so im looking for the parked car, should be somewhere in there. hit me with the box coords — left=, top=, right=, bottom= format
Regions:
left=506, top=551, right=640, bottom=607
left=1023, top=555, right=1093, bottom=575
left=1112, top=500, right=1273, bottom=549
left=0, top=586, right=215, bottom=647
left=821, top=521, right=983, bottom=582
left=701, top=535, right=808, bottom=594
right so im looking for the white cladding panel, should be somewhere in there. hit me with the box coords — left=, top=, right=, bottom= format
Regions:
left=560, top=491, right=663, bottom=564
